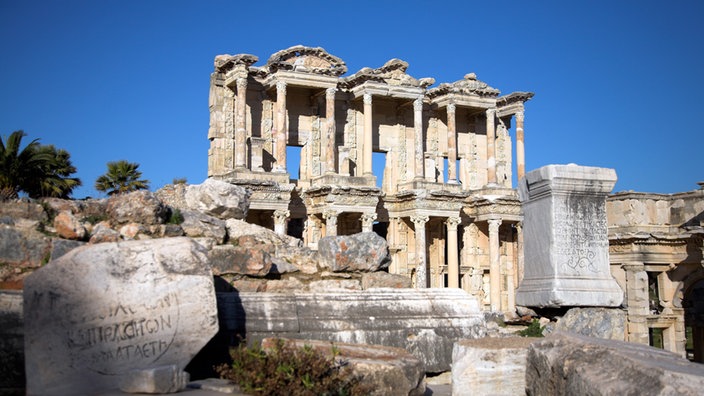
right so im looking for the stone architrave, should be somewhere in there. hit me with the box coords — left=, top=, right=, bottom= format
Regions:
left=515, top=164, right=623, bottom=307
left=23, top=237, right=219, bottom=395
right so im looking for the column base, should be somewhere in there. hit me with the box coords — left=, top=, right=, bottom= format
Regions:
left=516, top=276, right=624, bottom=308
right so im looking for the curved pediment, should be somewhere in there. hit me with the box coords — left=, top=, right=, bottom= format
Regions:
left=428, top=73, right=500, bottom=98
left=342, top=58, right=435, bottom=89
left=265, top=45, right=347, bottom=76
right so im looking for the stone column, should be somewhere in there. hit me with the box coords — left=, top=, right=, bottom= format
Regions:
left=515, top=111, right=525, bottom=180
left=446, top=216, right=461, bottom=288
left=363, top=93, right=373, bottom=176
left=361, top=212, right=377, bottom=233
left=516, top=222, right=525, bottom=283
left=488, top=218, right=502, bottom=311
left=323, top=210, right=339, bottom=237
left=274, top=81, right=288, bottom=172
left=413, top=97, right=424, bottom=181
left=411, top=215, right=429, bottom=288
left=447, top=104, right=458, bottom=183
left=273, top=209, right=290, bottom=236
left=623, top=263, right=649, bottom=345
left=235, top=78, right=248, bottom=169
left=486, top=108, right=496, bottom=184
left=325, top=87, right=337, bottom=174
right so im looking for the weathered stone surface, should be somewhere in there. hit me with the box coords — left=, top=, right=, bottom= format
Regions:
left=89, top=221, right=121, bottom=243
left=0, top=225, right=51, bottom=285
left=0, top=200, right=46, bottom=223
left=180, top=210, right=227, bottom=243
left=106, top=190, right=168, bottom=225
left=119, top=365, right=189, bottom=394
left=554, top=307, right=626, bottom=340
left=49, top=238, right=85, bottom=260
left=362, top=272, right=412, bottom=289
left=0, top=291, right=24, bottom=394
left=308, top=279, right=362, bottom=291
left=526, top=331, right=704, bottom=396
left=23, top=237, right=219, bottom=395
left=217, top=289, right=486, bottom=372
left=516, top=164, right=623, bottom=307
left=53, top=210, right=87, bottom=240
left=184, top=178, right=250, bottom=220
left=154, top=183, right=189, bottom=212
left=187, top=378, right=242, bottom=393
left=209, top=244, right=273, bottom=277
left=262, top=338, right=426, bottom=396
left=452, top=337, right=540, bottom=396
left=119, top=222, right=149, bottom=240
left=317, top=232, right=391, bottom=272
left=225, top=218, right=299, bottom=247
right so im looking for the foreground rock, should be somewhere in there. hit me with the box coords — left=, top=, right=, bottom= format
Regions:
left=317, top=232, right=390, bottom=272
left=0, top=291, right=23, bottom=394
left=453, top=337, right=540, bottom=396
left=262, top=338, right=426, bottom=396
left=553, top=307, right=626, bottom=340
left=157, top=179, right=250, bottom=220
left=218, top=288, right=486, bottom=372
left=526, top=331, right=704, bottom=395
left=23, top=237, right=219, bottom=396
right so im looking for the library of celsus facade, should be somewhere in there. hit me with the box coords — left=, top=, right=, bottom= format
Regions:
left=207, top=45, right=533, bottom=314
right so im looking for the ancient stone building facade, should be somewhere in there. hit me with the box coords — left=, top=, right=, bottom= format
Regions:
left=207, top=46, right=533, bottom=314
left=607, top=184, right=704, bottom=360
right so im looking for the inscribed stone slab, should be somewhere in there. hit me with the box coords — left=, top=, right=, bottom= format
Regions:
left=515, top=164, right=624, bottom=307
left=23, top=237, right=218, bottom=396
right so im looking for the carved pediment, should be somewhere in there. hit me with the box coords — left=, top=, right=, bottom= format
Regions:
left=214, top=54, right=259, bottom=73
left=428, top=73, right=500, bottom=98
left=265, top=45, right=347, bottom=76
left=342, top=58, right=435, bottom=89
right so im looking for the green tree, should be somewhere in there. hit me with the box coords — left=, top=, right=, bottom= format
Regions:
left=95, top=160, right=150, bottom=195
left=0, top=130, right=82, bottom=199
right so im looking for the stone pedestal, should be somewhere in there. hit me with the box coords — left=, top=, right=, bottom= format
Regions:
left=516, top=164, right=623, bottom=307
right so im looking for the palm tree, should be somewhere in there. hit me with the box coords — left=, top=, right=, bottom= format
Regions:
left=23, top=145, right=82, bottom=199
left=95, top=160, right=150, bottom=195
left=0, top=130, right=81, bottom=200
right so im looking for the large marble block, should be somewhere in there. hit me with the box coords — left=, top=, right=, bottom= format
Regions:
left=516, top=164, right=623, bottom=307
left=217, top=288, right=486, bottom=372
left=23, top=237, right=219, bottom=396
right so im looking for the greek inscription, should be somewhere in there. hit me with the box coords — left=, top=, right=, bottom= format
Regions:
left=553, top=197, right=607, bottom=274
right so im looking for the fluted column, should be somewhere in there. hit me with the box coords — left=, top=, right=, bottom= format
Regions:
left=447, top=103, right=458, bottom=183
left=413, top=97, right=424, bottom=181
left=363, top=93, right=373, bottom=176
left=273, top=209, right=290, bottom=236
left=488, top=218, right=502, bottom=311
left=323, top=210, right=338, bottom=237
left=411, top=215, right=429, bottom=288
left=361, top=212, right=377, bottom=233
left=446, top=216, right=461, bottom=288
left=235, top=78, right=248, bottom=169
left=274, top=81, right=288, bottom=172
left=515, top=111, right=525, bottom=180
left=486, top=108, right=496, bottom=184
left=325, top=87, right=337, bottom=174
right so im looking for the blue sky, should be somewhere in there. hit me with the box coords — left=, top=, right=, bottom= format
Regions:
left=1, top=1, right=702, bottom=198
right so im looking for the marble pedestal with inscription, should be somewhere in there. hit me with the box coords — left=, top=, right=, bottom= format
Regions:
left=23, top=237, right=219, bottom=396
left=515, top=164, right=623, bottom=308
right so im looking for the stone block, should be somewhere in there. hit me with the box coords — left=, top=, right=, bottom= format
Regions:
left=262, top=337, right=426, bottom=396
left=180, top=210, right=227, bottom=243
left=217, top=288, right=486, bottom=372
left=184, top=178, right=250, bottom=220
left=119, top=364, right=189, bottom=394
left=106, top=190, right=168, bottom=225
left=452, top=337, right=540, bottom=396
left=23, top=237, right=219, bottom=395
left=317, top=232, right=391, bottom=272
left=209, top=244, right=273, bottom=277
left=554, top=307, right=626, bottom=340
left=526, top=331, right=704, bottom=395
left=516, top=164, right=623, bottom=307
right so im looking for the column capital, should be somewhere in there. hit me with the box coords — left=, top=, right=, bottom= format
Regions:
left=515, top=110, right=524, bottom=122
left=413, top=96, right=424, bottom=111
left=326, top=87, right=337, bottom=99
left=363, top=93, right=372, bottom=105
left=273, top=209, right=290, bottom=221
left=447, top=103, right=456, bottom=113
left=236, top=77, right=248, bottom=89
left=486, top=108, right=496, bottom=117
left=410, top=215, right=429, bottom=227
left=487, top=217, right=502, bottom=232
left=361, top=212, right=377, bottom=223
left=446, top=216, right=461, bottom=230
left=323, top=209, right=339, bottom=221
left=276, top=81, right=287, bottom=94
